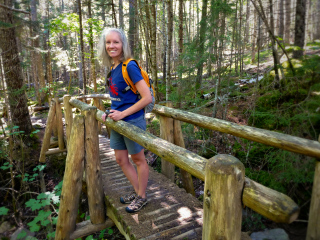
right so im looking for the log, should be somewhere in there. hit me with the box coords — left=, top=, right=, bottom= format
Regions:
left=306, top=136, right=320, bottom=240
left=69, top=219, right=114, bottom=240
left=242, top=178, right=299, bottom=223
left=203, top=154, right=244, bottom=240
left=173, top=119, right=195, bottom=196
left=77, top=94, right=110, bottom=100
left=45, top=148, right=67, bottom=155
left=69, top=99, right=300, bottom=223
left=39, top=101, right=56, bottom=163
left=63, top=95, right=73, bottom=147
left=160, top=102, right=175, bottom=182
left=152, top=104, right=320, bottom=158
left=83, top=107, right=105, bottom=224
left=55, top=115, right=85, bottom=240
left=33, top=106, right=49, bottom=112
left=55, top=97, right=65, bottom=150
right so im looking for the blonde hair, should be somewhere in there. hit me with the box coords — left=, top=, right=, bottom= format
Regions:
left=97, top=28, right=132, bottom=69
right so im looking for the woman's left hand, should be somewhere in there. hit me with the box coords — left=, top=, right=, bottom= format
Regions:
left=108, top=110, right=123, bottom=121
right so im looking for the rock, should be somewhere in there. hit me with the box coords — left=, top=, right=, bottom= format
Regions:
left=10, top=226, right=35, bottom=240
left=0, top=221, right=11, bottom=234
left=250, top=228, right=289, bottom=240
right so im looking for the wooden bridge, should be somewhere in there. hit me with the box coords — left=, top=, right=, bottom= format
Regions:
left=38, top=94, right=320, bottom=240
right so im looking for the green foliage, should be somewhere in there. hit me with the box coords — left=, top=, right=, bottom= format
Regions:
left=0, top=207, right=9, bottom=216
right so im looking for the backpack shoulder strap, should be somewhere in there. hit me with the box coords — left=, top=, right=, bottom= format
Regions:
left=122, top=58, right=138, bottom=94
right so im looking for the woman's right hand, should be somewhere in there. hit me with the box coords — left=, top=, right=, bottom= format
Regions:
left=102, top=113, right=107, bottom=122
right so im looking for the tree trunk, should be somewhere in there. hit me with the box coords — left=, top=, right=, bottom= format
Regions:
left=30, top=0, right=46, bottom=105
left=195, top=0, right=208, bottom=90
left=166, top=0, right=173, bottom=101
left=129, top=0, right=136, bottom=55
left=270, top=0, right=280, bottom=85
left=314, top=0, right=320, bottom=40
left=78, top=0, right=87, bottom=94
left=284, top=0, right=291, bottom=44
left=150, top=3, right=158, bottom=102
left=119, top=0, right=124, bottom=29
left=251, top=8, right=257, bottom=63
left=279, top=0, right=284, bottom=39
left=0, top=0, right=33, bottom=138
left=293, top=0, right=307, bottom=59
left=88, top=0, right=97, bottom=92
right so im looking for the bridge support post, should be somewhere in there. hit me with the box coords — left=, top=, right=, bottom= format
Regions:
left=202, top=154, right=244, bottom=240
left=160, top=101, right=175, bottom=182
left=55, top=115, right=85, bottom=239
left=63, top=95, right=73, bottom=147
left=83, top=106, right=106, bottom=224
left=54, top=97, right=65, bottom=150
left=306, top=135, right=320, bottom=240
left=39, top=100, right=56, bottom=163
left=173, top=119, right=195, bottom=196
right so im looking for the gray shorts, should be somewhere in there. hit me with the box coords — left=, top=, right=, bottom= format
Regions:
left=110, top=114, right=146, bottom=155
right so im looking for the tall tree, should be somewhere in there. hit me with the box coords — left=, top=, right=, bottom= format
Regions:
left=166, top=0, right=173, bottom=101
left=278, top=0, right=284, bottom=39
left=30, top=0, right=46, bottom=105
left=195, top=0, right=208, bottom=90
left=0, top=1, right=33, bottom=138
left=129, top=0, right=137, bottom=56
left=77, top=0, right=87, bottom=94
left=284, top=0, right=291, bottom=44
left=315, top=0, right=320, bottom=39
left=293, top=0, right=307, bottom=58
left=88, top=0, right=97, bottom=92
left=119, top=0, right=124, bottom=29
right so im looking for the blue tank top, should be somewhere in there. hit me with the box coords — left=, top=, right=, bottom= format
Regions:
left=108, top=61, right=144, bottom=121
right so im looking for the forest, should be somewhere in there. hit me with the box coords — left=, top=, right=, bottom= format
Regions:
left=0, top=0, right=320, bottom=239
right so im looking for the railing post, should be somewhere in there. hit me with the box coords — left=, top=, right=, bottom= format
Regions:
left=306, top=136, right=320, bottom=240
left=39, top=100, right=56, bottom=163
left=159, top=101, right=175, bottom=182
left=54, top=97, right=65, bottom=150
left=83, top=106, right=106, bottom=224
left=63, top=95, right=73, bottom=148
left=55, top=115, right=85, bottom=239
left=202, top=154, right=244, bottom=240
left=173, top=119, right=195, bottom=196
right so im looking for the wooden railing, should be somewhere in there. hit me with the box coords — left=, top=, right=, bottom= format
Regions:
left=39, top=94, right=320, bottom=240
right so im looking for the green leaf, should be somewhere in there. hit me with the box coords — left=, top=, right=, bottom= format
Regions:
left=25, top=199, right=42, bottom=211
left=99, top=229, right=106, bottom=239
left=85, top=235, right=95, bottom=240
left=47, top=231, right=56, bottom=239
left=0, top=207, right=9, bottom=216
left=17, top=230, right=27, bottom=239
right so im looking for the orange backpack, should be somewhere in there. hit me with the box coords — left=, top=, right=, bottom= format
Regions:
left=121, top=58, right=155, bottom=113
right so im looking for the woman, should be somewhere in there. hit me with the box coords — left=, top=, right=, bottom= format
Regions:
left=98, top=28, right=152, bottom=213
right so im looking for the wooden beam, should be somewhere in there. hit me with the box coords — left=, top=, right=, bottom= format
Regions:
left=306, top=136, right=320, bottom=240
left=55, top=97, right=65, bottom=150
left=55, top=115, right=85, bottom=239
left=152, top=104, right=320, bottom=158
left=45, top=148, right=67, bottom=155
left=63, top=95, right=73, bottom=148
left=160, top=102, right=175, bottom=182
left=39, top=101, right=56, bottom=163
left=69, top=219, right=114, bottom=240
left=83, top=107, right=106, bottom=224
left=203, top=154, right=244, bottom=239
left=173, top=119, right=195, bottom=196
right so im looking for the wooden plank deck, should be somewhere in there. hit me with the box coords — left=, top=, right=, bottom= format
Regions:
left=99, top=135, right=203, bottom=240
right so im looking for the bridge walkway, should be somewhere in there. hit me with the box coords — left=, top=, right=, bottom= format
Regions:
left=99, top=135, right=203, bottom=240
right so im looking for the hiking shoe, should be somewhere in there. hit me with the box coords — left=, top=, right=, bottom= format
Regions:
left=120, top=191, right=137, bottom=204
left=125, top=195, right=147, bottom=213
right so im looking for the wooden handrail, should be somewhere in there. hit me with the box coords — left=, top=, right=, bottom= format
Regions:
left=152, top=104, right=320, bottom=158
left=69, top=98, right=299, bottom=223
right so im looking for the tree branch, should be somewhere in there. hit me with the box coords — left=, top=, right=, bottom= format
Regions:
left=0, top=3, right=30, bottom=15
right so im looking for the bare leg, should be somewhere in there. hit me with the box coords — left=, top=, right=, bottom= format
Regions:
left=114, top=149, right=139, bottom=193
left=131, top=149, right=149, bottom=198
